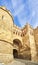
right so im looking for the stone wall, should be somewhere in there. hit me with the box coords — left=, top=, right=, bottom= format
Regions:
left=0, top=6, right=38, bottom=64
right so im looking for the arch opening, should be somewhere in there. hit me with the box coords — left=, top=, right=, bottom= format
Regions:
left=13, top=39, right=22, bottom=47
left=13, top=49, right=18, bottom=58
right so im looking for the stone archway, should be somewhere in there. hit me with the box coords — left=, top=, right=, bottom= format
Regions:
left=13, top=39, right=22, bottom=59
left=13, top=39, right=22, bottom=48
left=13, top=49, right=18, bottom=58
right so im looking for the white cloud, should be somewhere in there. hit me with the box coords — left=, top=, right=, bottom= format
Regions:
left=28, top=0, right=38, bottom=28
left=11, top=0, right=25, bottom=16
left=18, top=17, right=27, bottom=27
left=13, top=4, right=25, bottom=16
left=11, top=0, right=26, bottom=26
left=11, top=0, right=38, bottom=28
left=33, top=21, right=38, bottom=28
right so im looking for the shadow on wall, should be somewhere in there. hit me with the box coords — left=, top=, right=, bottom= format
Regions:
left=13, top=49, right=31, bottom=60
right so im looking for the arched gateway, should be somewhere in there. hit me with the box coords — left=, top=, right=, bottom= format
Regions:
left=0, top=6, right=37, bottom=64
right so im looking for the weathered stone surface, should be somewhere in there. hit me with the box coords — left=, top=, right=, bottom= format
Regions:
left=0, top=6, right=38, bottom=64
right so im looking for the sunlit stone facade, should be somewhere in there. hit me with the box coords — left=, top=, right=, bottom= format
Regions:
left=0, top=6, right=38, bottom=63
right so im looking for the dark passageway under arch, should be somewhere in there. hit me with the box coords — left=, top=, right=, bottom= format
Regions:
left=13, top=49, right=18, bottom=58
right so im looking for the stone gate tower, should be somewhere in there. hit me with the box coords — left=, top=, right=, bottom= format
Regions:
left=0, top=6, right=38, bottom=63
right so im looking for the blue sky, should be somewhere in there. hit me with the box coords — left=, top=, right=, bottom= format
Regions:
left=0, top=0, right=38, bottom=28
